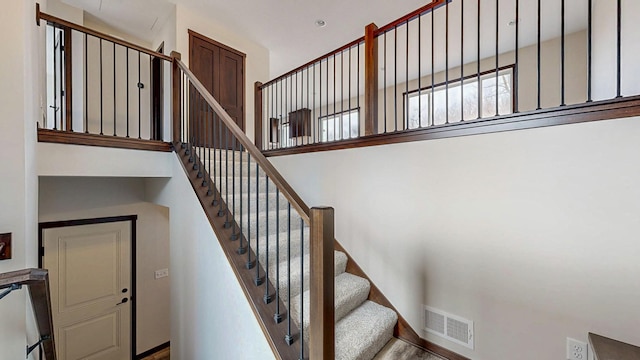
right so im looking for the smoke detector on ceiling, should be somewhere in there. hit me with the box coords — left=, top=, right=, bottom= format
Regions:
left=315, top=20, right=327, bottom=28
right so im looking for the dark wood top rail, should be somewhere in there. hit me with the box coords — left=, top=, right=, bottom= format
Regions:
left=589, top=333, right=640, bottom=360
left=176, top=59, right=311, bottom=223
left=261, top=37, right=364, bottom=89
left=0, top=268, right=56, bottom=360
left=36, top=4, right=171, bottom=62
left=375, top=0, right=446, bottom=35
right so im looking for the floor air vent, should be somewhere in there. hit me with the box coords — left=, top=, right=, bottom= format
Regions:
left=424, top=306, right=474, bottom=349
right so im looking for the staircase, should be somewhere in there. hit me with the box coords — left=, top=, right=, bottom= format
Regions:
left=174, top=141, right=403, bottom=359
left=210, top=149, right=398, bottom=359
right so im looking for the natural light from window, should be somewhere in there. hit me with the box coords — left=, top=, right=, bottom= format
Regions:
left=406, top=68, right=513, bottom=129
left=320, top=109, right=359, bottom=142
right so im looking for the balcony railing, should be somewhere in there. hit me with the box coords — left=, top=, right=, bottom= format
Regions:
left=256, top=0, right=640, bottom=156
left=36, top=5, right=172, bottom=151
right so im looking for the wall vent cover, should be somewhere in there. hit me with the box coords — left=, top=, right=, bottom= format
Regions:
left=424, top=306, right=474, bottom=349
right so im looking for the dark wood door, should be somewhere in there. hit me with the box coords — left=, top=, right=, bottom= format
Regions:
left=189, top=30, right=245, bottom=149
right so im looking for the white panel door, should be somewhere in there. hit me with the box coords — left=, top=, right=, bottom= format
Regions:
left=43, top=221, right=132, bottom=360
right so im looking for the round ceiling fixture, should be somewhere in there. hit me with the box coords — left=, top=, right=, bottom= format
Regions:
left=315, top=19, right=327, bottom=28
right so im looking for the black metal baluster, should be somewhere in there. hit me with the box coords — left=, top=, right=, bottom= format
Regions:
left=461, top=0, right=465, bottom=121
left=202, top=103, right=208, bottom=185
left=326, top=60, right=329, bottom=140
left=264, top=176, right=271, bottom=303
left=218, top=111, right=223, bottom=209
left=514, top=0, right=519, bottom=113
left=418, top=15, right=422, bottom=128
left=207, top=106, right=213, bottom=194
left=299, top=217, right=305, bottom=360
left=84, top=33, right=88, bottom=133
left=333, top=54, right=336, bottom=141
left=255, top=161, right=262, bottom=286
left=561, top=0, right=566, bottom=106
left=295, top=71, right=298, bottom=146
left=432, top=9, right=436, bottom=125
left=495, top=0, right=500, bottom=116
left=357, top=42, right=360, bottom=135
left=384, top=32, right=387, bottom=133
left=537, top=0, right=541, bottom=110
left=274, top=188, right=282, bottom=322
left=194, top=92, right=200, bottom=170
left=405, top=21, right=409, bottom=129
left=53, top=28, right=58, bottom=130
left=587, top=0, right=593, bottom=102
left=126, top=49, right=130, bottom=137
left=100, top=39, right=104, bottom=134
left=224, top=127, right=230, bottom=224
left=446, top=1, right=450, bottom=124
left=320, top=61, right=323, bottom=142
left=113, top=43, right=117, bottom=136
left=616, top=0, right=622, bottom=98
left=313, top=63, right=316, bottom=143
left=477, top=0, right=482, bottom=118
left=238, top=145, right=246, bottom=255
left=341, top=51, right=344, bottom=138
left=349, top=48, right=352, bottom=137
left=307, top=67, right=310, bottom=144
left=181, top=74, right=185, bottom=146
left=138, top=51, right=141, bottom=139
left=246, top=152, right=254, bottom=270
left=395, top=27, right=399, bottom=130
left=284, top=203, right=293, bottom=346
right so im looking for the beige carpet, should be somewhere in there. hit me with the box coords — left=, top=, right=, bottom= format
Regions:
left=374, top=338, right=447, bottom=360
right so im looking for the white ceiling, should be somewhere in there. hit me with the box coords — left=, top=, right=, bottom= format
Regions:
left=61, top=0, right=588, bottom=79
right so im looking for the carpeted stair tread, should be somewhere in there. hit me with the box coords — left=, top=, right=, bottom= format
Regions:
left=253, top=227, right=310, bottom=266
left=335, top=301, right=398, bottom=360
left=291, top=272, right=371, bottom=340
left=274, top=251, right=348, bottom=302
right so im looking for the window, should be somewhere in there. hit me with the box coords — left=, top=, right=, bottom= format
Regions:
left=406, top=67, right=513, bottom=129
left=320, top=108, right=359, bottom=142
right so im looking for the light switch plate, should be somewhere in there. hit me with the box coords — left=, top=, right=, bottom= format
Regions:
left=0, top=233, right=11, bottom=260
left=154, top=268, right=169, bottom=279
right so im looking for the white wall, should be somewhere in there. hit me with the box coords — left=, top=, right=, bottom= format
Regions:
left=38, top=176, right=171, bottom=355
left=145, top=157, right=275, bottom=360
left=37, top=142, right=173, bottom=178
left=175, top=4, right=270, bottom=144
left=0, top=0, right=44, bottom=359
left=270, top=116, right=640, bottom=359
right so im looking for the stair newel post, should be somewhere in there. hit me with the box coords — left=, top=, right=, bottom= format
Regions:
left=254, top=81, right=264, bottom=150
left=171, top=51, right=182, bottom=145
left=309, top=207, right=335, bottom=359
left=364, top=23, right=379, bottom=136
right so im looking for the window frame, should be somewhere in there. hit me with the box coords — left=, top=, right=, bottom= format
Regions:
left=318, top=107, right=361, bottom=142
left=403, top=64, right=516, bottom=128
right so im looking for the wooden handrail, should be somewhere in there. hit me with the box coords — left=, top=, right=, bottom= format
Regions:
left=36, top=6, right=171, bottom=62
left=0, top=268, right=56, bottom=360
left=261, top=36, right=364, bottom=89
left=375, top=0, right=446, bottom=35
left=175, top=59, right=311, bottom=223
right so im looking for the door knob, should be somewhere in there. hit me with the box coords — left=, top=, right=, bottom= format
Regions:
left=116, top=298, right=129, bottom=306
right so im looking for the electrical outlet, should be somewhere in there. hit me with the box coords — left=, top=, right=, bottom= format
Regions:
left=567, top=338, right=588, bottom=360
left=154, top=268, right=169, bottom=279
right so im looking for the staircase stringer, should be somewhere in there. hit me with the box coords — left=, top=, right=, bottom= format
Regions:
left=173, top=144, right=305, bottom=360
